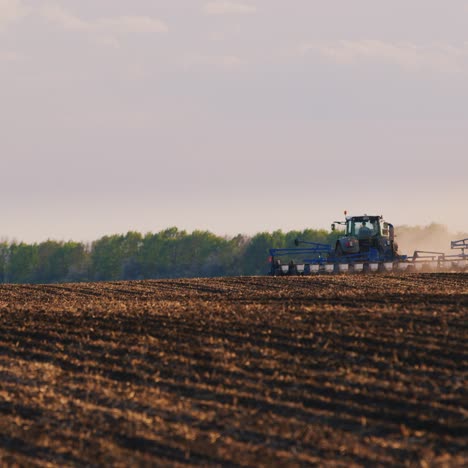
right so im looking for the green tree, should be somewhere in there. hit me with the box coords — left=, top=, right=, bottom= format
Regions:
left=120, top=232, right=143, bottom=280
left=241, top=230, right=287, bottom=275
left=0, top=242, right=10, bottom=283
left=90, top=235, right=124, bottom=281
left=8, top=243, right=39, bottom=283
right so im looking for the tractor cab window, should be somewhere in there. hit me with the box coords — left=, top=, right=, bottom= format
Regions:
left=347, top=219, right=379, bottom=237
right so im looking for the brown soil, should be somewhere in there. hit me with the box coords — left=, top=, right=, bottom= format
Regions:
left=0, top=274, right=467, bottom=467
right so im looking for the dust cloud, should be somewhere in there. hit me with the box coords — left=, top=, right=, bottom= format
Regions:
left=395, top=224, right=468, bottom=256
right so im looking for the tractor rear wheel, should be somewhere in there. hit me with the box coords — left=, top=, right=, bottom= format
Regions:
left=335, top=244, right=344, bottom=257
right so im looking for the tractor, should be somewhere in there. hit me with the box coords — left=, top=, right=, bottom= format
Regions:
left=331, top=214, right=398, bottom=261
left=269, top=213, right=467, bottom=275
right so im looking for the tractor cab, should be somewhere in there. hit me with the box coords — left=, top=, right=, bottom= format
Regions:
left=346, top=216, right=380, bottom=239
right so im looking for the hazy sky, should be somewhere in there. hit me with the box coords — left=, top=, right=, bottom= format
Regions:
left=1, top=0, right=467, bottom=242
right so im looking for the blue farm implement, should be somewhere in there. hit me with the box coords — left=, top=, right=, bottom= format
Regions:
left=407, top=238, right=468, bottom=272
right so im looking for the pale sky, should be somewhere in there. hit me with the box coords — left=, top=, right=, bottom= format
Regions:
left=1, top=0, right=467, bottom=242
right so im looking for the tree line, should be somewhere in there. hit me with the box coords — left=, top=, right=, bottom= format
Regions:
left=0, top=228, right=340, bottom=284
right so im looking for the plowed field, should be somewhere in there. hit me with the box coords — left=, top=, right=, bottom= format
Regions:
left=0, top=274, right=467, bottom=467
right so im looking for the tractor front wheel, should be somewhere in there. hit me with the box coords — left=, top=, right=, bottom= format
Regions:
left=335, top=244, right=344, bottom=257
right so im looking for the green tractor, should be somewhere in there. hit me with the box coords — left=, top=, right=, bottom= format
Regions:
left=331, top=214, right=399, bottom=261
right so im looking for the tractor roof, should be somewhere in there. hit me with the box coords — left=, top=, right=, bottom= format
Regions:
left=345, top=215, right=382, bottom=222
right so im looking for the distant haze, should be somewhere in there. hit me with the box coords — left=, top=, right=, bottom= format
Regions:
left=396, top=224, right=468, bottom=256
left=1, top=0, right=467, bottom=243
